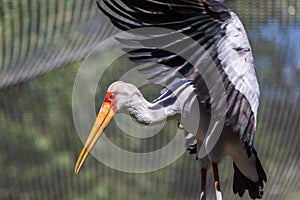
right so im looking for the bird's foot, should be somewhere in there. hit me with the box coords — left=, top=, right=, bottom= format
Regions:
left=200, top=191, right=206, bottom=200
left=215, top=190, right=222, bottom=200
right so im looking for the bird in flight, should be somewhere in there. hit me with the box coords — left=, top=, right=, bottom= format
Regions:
left=74, top=0, right=267, bottom=199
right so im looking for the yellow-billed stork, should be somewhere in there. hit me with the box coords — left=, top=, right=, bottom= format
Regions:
left=74, top=0, right=267, bottom=199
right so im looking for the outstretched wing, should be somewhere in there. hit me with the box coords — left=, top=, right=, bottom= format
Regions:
left=97, top=0, right=260, bottom=149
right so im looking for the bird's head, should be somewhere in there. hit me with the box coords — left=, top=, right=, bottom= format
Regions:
left=74, top=81, right=140, bottom=174
left=106, top=81, right=142, bottom=111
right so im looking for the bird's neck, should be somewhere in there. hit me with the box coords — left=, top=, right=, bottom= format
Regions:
left=125, top=91, right=180, bottom=125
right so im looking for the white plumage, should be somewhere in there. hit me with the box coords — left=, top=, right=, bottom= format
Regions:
left=74, top=1, right=267, bottom=199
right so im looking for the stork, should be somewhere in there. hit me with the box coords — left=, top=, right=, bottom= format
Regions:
left=74, top=0, right=267, bottom=199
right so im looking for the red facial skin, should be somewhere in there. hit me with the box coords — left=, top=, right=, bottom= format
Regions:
left=104, top=92, right=118, bottom=113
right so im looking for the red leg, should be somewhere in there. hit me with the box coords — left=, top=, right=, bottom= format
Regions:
left=212, top=162, right=222, bottom=200
left=200, top=168, right=207, bottom=200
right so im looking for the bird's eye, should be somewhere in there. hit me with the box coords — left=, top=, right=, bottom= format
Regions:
left=110, top=95, right=115, bottom=99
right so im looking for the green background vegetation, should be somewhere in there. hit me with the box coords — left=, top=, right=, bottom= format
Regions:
left=0, top=0, right=299, bottom=199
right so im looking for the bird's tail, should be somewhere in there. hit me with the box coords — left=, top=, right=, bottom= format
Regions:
left=233, top=148, right=267, bottom=199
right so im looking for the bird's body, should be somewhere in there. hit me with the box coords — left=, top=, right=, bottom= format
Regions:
left=108, top=80, right=260, bottom=179
left=74, top=0, right=267, bottom=199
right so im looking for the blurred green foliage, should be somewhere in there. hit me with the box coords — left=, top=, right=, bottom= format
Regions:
left=0, top=0, right=299, bottom=200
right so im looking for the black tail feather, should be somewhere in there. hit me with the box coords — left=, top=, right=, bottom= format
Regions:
left=233, top=148, right=267, bottom=199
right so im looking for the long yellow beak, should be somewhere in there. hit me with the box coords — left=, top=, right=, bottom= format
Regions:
left=74, top=101, right=116, bottom=174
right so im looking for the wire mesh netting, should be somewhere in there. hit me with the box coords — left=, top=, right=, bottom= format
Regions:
left=0, top=0, right=299, bottom=199
left=0, top=0, right=118, bottom=88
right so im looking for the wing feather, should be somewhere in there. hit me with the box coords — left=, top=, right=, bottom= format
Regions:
left=97, top=0, right=260, bottom=147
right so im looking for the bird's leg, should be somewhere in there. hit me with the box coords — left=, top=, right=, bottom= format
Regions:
left=212, top=162, right=222, bottom=200
left=200, top=168, right=207, bottom=200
